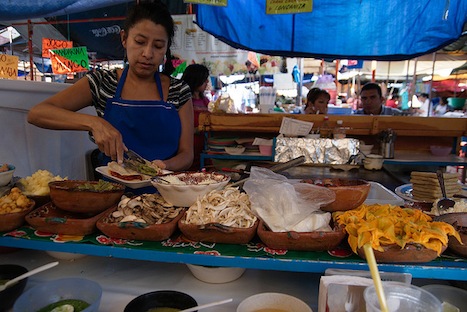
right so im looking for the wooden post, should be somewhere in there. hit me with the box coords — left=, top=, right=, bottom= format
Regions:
left=27, top=19, right=34, bottom=81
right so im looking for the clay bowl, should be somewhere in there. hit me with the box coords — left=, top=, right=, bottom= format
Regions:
left=178, top=215, right=259, bottom=244
left=434, top=212, right=467, bottom=258
left=26, top=195, right=51, bottom=208
left=48, top=180, right=125, bottom=214
left=356, top=243, right=447, bottom=263
left=257, top=220, right=346, bottom=251
left=97, top=208, right=184, bottom=241
left=0, top=199, right=35, bottom=232
left=25, top=202, right=113, bottom=236
left=301, top=178, right=371, bottom=212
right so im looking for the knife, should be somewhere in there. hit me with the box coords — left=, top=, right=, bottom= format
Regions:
left=125, top=149, right=149, bottom=164
left=123, top=150, right=160, bottom=177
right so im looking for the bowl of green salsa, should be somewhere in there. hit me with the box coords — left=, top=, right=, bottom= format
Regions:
left=13, top=277, right=102, bottom=312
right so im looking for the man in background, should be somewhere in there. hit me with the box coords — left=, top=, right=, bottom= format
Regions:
left=355, top=83, right=402, bottom=115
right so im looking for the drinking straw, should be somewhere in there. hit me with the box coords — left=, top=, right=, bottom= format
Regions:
left=363, top=244, right=389, bottom=312
left=180, top=298, right=233, bottom=312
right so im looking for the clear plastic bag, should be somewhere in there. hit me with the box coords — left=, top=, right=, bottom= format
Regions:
left=243, top=167, right=335, bottom=232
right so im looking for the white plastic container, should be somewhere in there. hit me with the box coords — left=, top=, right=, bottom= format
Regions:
left=364, top=181, right=404, bottom=206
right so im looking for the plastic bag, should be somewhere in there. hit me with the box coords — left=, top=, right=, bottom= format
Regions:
left=243, top=167, right=336, bottom=232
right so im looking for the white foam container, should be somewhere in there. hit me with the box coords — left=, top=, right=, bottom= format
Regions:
left=364, top=181, right=404, bottom=206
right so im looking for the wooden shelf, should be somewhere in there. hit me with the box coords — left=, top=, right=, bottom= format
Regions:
left=199, top=113, right=467, bottom=138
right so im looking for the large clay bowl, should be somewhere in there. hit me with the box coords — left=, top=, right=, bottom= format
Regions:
left=257, top=220, right=346, bottom=251
left=356, top=243, right=446, bottom=263
left=434, top=212, right=467, bottom=258
left=301, top=178, right=371, bottom=212
left=25, top=202, right=113, bottom=236
left=97, top=208, right=184, bottom=241
left=178, top=215, right=258, bottom=244
left=0, top=199, right=35, bottom=232
left=48, top=180, right=125, bottom=214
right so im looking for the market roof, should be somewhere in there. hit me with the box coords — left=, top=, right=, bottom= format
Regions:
left=195, top=0, right=467, bottom=61
left=0, top=1, right=465, bottom=62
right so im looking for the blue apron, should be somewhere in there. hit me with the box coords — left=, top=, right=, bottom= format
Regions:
left=101, top=66, right=181, bottom=194
left=104, top=66, right=181, bottom=161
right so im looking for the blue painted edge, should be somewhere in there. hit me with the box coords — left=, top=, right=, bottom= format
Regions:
left=0, top=237, right=465, bottom=281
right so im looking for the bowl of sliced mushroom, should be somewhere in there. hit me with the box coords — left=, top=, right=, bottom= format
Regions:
left=96, top=193, right=184, bottom=241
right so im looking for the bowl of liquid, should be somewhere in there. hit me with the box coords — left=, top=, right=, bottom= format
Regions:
left=13, top=277, right=102, bottom=312
left=124, top=290, right=197, bottom=312
left=237, top=292, right=312, bottom=312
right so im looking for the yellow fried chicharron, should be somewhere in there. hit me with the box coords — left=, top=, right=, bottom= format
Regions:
left=334, top=204, right=462, bottom=255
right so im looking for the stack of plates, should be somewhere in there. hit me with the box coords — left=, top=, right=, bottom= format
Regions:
left=207, top=137, right=238, bottom=153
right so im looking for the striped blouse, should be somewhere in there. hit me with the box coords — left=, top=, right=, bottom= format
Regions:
left=86, top=68, right=192, bottom=117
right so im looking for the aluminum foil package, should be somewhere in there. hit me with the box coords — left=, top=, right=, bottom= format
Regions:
left=274, top=137, right=359, bottom=164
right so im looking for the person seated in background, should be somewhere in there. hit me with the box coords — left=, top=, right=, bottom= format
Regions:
left=434, top=97, right=449, bottom=116
left=354, top=83, right=402, bottom=115
left=181, top=63, right=210, bottom=170
left=385, top=94, right=400, bottom=109
left=304, top=88, right=330, bottom=114
left=415, top=92, right=432, bottom=117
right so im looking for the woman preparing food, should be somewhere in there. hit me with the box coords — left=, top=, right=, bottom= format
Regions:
left=27, top=1, right=194, bottom=173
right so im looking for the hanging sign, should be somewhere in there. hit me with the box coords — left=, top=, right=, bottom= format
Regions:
left=42, top=38, right=73, bottom=58
left=0, top=54, right=18, bottom=79
left=266, top=0, right=312, bottom=14
left=50, top=47, right=89, bottom=74
left=171, top=15, right=282, bottom=76
left=184, top=0, right=227, bottom=6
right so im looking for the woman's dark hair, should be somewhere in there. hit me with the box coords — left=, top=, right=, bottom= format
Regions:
left=124, top=1, right=176, bottom=75
left=182, top=64, right=210, bottom=98
left=307, top=88, right=330, bottom=103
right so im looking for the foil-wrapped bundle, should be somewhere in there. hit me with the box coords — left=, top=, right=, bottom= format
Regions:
left=274, top=137, right=359, bottom=164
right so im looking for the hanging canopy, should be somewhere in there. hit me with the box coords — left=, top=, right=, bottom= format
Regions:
left=195, top=0, right=467, bottom=61
left=0, top=0, right=132, bottom=21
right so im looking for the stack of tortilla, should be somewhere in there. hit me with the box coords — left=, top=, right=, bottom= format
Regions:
left=410, top=171, right=461, bottom=202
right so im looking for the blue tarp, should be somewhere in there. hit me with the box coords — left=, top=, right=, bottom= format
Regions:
left=195, top=0, right=467, bottom=61
left=0, top=0, right=132, bottom=21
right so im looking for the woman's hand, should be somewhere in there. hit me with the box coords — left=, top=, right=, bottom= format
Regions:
left=90, top=117, right=127, bottom=163
left=151, top=160, right=167, bottom=170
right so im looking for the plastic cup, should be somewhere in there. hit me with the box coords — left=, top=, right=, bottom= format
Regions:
left=364, top=282, right=442, bottom=312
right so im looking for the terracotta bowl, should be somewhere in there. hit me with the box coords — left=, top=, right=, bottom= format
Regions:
left=301, top=178, right=371, bottom=212
left=434, top=212, right=467, bottom=258
left=97, top=208, right=184, bottom=241
left=48, top=180, right=125, bottom=214
left=257, top=220, right=346, bottom=251
left=0, top=199, right=35, bottom=232
left=25, top=202, right=112, bottom=236
left=27, top=194, right=51, bottom=208
left=356, top=243, right=446, bottom=263
left=178, top=215, right=258, bottom=244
